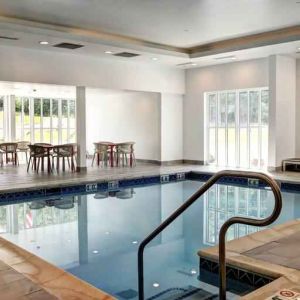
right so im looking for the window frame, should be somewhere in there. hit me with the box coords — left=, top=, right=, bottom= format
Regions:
left=205, top=87, right=269, bottom=169
left=15, top=97, right=76, bottom=144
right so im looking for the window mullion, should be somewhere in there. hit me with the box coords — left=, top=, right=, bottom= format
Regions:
left=247, top=91, right=250, bottom=169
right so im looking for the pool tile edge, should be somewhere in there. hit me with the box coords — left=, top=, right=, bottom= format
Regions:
left=0, top=236, right=115, bottom=300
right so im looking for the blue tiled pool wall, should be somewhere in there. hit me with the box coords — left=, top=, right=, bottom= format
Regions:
left=0, top=171, right=299, bottom=205
left=199, top=257, right=273, bottom=295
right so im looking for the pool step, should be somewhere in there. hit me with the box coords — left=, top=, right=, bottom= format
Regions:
left=149, top=286, right=218, bottom=300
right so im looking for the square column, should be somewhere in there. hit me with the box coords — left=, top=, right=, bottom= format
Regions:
left=268, top=55, right=296, bottom=170
left=76, top=86, right=87, bottom=171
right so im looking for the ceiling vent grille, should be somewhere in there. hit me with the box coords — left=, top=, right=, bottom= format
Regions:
left=53, top=42, right=84, bottom=49
left=113, top=52, right=140, bottom=58
left=0, top=36, right=19, bottom=40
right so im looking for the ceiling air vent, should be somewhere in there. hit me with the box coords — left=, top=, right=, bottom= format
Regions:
left=0, top=36, right=19, bottom=40
left=53, top=42, right=84, bottom=49
left=113, top=52, right=140, bottom=58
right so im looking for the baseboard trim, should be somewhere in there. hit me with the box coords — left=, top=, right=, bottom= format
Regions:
left=136, top=159, right=185, bottom=166
left=183, top=160, right=204, bottom=165
left=136, top=159, right=161, bottom=165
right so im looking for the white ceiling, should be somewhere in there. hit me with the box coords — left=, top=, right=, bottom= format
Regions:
left=0, top=0, right=299, bottom=47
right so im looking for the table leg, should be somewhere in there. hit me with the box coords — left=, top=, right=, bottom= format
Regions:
left=110, top=146, right=114, bottom=167
left=41, top=157, right=44, bottom=171
left=47, top=150, right=51, bottom=173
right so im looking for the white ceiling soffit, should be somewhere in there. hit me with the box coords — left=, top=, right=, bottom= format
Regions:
left=0, top=16, right=188, bottom=58
left=0, top=0, right=300, bottom=47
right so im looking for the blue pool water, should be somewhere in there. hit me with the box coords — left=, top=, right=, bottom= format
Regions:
left=0, top=179, right=298, bottom=299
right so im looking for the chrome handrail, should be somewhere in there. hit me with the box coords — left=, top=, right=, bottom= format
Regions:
left=137, top=170, right=282, bottom=300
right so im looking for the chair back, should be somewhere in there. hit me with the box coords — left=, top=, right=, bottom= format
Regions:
left=29, top=145, right=46, bottom=156
left=53, top=144, right=74, bottom=156
left=117, top=142, right=134, bottom=153
left=17, top=141, right=30, bottom=150
left=0, top=142, right=18, bottom=152
left=94, top=143, right=108, bottom=153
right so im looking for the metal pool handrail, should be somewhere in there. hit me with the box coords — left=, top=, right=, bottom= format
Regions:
left=137, top=170, right=282, bottom=300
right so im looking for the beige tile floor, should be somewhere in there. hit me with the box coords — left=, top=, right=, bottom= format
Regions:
left=199, top=220, right=300, bottom=300
left=0, top=236, right=113, bottom=300
left=0, top=160, right=300, bottom=193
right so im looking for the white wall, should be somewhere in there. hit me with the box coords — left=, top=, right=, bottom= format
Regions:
left=0, top=45, right=185, bottom=94
left=160, top=93, right=183, bottom=161
left=184, top=58, right=269, bottom=161
left=86, top=88, right=161, bottom=160
left=269, top=55, right=296, bottom=168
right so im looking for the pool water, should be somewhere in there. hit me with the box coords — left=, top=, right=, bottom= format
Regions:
left=0, top=180, right=299, bottom=299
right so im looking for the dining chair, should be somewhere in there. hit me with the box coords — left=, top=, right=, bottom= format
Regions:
left=92, top=143, right=110, bottom=166
left=0, top=142, right=18, bottom=165
left=116, top=142, right=136, bottom=167
left=53, top=144, right=76, bottom=172
left=17, top=141, right=30, bottom=163
left=27, top=144, right=49, bottom=173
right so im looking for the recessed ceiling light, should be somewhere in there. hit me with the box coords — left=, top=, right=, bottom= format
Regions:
left=132, top=240, right=138, bottom=244
left=105, top=51, right=113, bottom=54
left=152, top=57, right=158, bottom=61
left=152, top=283, right=160, bottom=288
left=39, top=41, right=49, bottom=45
left=191, top=63, right=197, bottom=66
left=92, top=250, right=99, bottom=254
left=297, top=47, right=300, bottom=51
left=190, top=269, right=197, bottom=275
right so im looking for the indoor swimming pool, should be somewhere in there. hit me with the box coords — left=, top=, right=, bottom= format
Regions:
left=0, top=178, right=298, bottom=299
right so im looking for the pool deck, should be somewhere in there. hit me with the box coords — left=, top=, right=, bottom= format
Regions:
left=199, top=219, right=300, bottom=300
left=0, top=162, right=300, bottom=194
left=0, top=236, right=114, bottom=300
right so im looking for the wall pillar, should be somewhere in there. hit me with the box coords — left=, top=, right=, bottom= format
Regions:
left=76, top=86, right=87, bottom=170
left=268, top=55, right=296, bottom=170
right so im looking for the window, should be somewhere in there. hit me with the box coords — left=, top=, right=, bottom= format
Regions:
left=15, top=97, right=76, bottom=144
left=205, top=88, right=269, bottom=168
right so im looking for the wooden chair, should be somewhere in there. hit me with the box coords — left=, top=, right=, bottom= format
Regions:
left=0, top=142, right=18, bottom=165
left=17, top=141, right=30, bottom=163
left=92, top=143, right=109, bottom=167
left=53, top=144, right=76, bottom=172
left=27, top=144, right=49, bottom=173
left=116, top=142, right=136, bottom=167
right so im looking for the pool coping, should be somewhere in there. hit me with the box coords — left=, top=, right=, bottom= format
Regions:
left=2, top=169, right=300, bottom=204
left=0, top=235, right=115, bottom=300
left=198, top=219, right=300, bottom=299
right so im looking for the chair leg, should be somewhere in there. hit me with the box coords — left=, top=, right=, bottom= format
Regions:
left=91, top=153, right=96, bottom=166
left=27, top=156, right=31, bottom=172
left=37, top=158, right=40, bottom=173
left=25, top=151, right=28, bottom=164
left=62, top=157, right=65, bottom=172
left=67, top=157, right=70, bottom=169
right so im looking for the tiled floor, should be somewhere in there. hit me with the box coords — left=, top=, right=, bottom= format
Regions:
left=0, top=161, right=300, bottom=193
left=199, top=219, right=300, bottom=300
left=0, top=260, right=57, bottom=299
